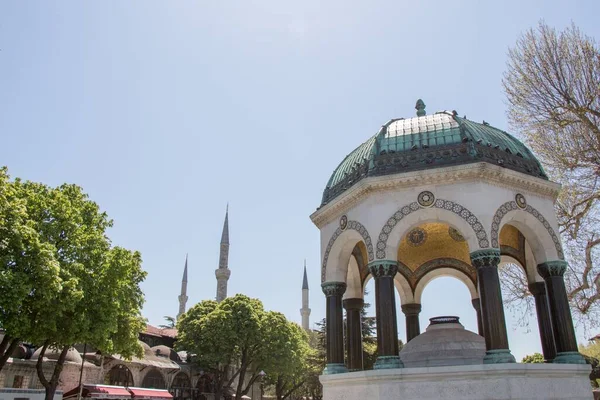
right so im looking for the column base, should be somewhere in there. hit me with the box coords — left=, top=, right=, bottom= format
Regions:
left=323, top=363, right=348, bottom=374
left=483, top=349, right=516, bottom=364
left=374, top=355, right=403, bottom=369
left=553, top=351, right=587, bottom=364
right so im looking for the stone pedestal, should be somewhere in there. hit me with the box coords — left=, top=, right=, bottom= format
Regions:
left=320, top=364, right=593, bottom=400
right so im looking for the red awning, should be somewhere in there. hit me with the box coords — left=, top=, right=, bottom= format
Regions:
left=128, top=388, right=173, bottom=400
left=63, top=385, right=132, bottom=399
left=89, top=386, right=132, bottom=398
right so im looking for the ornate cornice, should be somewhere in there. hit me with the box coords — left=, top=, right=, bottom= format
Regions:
left=321, top=281, right=347, bottom=297
left=310, top=162, right=561, bottom=228
left=368, top=260, right=398, bottom=278
left=470, top=249, right=501, bottom=269
left=537, top=260, right=568, bottom=278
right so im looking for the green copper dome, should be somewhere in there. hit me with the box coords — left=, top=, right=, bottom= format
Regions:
left=321, top=102, right=547, bottom=206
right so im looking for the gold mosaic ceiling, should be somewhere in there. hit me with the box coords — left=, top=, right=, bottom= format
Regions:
left=397, top=223, right=470, bottom=271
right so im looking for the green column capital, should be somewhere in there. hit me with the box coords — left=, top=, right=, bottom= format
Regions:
left=537, top=260, right=568, bottom=278
left=470, top=249, right=501, bottom=269
left=368, top=260, right=398, bottom=278
left=321, top=281, right=347, bottom=297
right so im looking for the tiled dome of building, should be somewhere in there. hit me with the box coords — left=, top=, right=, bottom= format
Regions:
left=32, top=346, right=82, bottom=364
left=321, top=100, right=546, bottom=206
left=151, top=345, right=181, bottom=362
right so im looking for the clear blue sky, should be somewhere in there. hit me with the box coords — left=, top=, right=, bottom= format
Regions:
left=1, top=1, right=599, bottom=361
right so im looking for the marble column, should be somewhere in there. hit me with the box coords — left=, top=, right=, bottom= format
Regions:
left=537, top=261, right=586, bottom=364
left=471, top=298, right=484, bottom=337
left=343, top=298, right=364, bottom=371
left=368, top=260, right=402, bottom=369
left=321, top=281, right=348, bottom=374
left=528, top=282, right=556, bottom=362
left=401, top=303, right=421, bottom=342
left=470, top=249, right=515, bottom=363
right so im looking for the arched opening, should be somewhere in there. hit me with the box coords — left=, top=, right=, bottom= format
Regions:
left=497, top=223, right=550, bottom=361
left=419, top=276, right=478, bottom=334
left=104, top=364, right=134, bottom=387
left=196, top=374, right=215, bottom=400
left=361, top=277, right=378, bottom=370
left=170, top=372, right=191, bottom=400
left=142, top=368, right=166, bottom=389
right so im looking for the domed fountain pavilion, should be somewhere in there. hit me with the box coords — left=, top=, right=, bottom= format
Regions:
left=311, top=100, right=592, bottom=400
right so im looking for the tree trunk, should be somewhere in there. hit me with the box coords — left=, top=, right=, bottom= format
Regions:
left=36, top=343, right=70, bottom=400
left=234, top=364, right=247, bottom=400
left=281, top=379, right=305, bottom=400
left=276, top=376, right=284, bottom=400
left=0, top=336, right=19, bottom=372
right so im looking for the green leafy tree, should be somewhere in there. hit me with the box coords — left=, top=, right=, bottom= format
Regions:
left=301, top=319, right=326, bottom=400
left=177, top=294, right=305, bottom=400
left=521, top=352, right=545, bottom=363
left=262, top=316, right=311, bottom=400
left=0, top=168, right=61, bottom=372
left=1, top=170, right=146, bottom=400
left=502, top=21, right=600, bottom=329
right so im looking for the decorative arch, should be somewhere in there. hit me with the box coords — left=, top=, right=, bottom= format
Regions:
left=321, top=219, right=374, bottom=282
left=376, top=199, right=489, bottom=260
left=142, top=368, right=166, bottom=389
left=104, top=364, right=134, bottom=387
left=490, top=201, right=564, bottom=260
left=362, top=261, right=415, bottom=304
left=196, top=374, right=215, bottom=394
left=344, top=253, right=363, bottom=299
left=171, top=372, right=191, bottom=400
left=413, top=262, right=478, bottom=303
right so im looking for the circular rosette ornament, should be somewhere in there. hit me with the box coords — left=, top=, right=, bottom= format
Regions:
left=340, top=215, right=348, bottom=230
left=418, top=191, right=435, bottom=207
left=515, top=193, right=527, bottom=209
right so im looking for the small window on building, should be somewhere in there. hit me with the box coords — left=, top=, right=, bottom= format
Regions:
left=12, top=375, right=24, bottom=388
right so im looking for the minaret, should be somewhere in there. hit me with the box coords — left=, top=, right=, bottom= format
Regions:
left=300, top=260, right=311, bottom=330
left=178, top=254, right=189, bottom=319
left=215, top=205, right=231, bottom=302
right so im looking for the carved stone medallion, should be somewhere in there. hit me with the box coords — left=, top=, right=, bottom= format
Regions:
left=340, top=215, right=348, bottom=230
left=418, top=191, right=435, bottom=207
left=515, top=193, right=527, bottom=209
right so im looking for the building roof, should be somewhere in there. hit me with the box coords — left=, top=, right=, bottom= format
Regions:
left=144, top=324, right=177, bottom=338
left=321, top=101, right=547, bottom=206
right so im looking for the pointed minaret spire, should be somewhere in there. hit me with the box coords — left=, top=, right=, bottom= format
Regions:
left=300, top=259, right=311, bottom=330
left=302, top=260, right=309, bottom=290
left=215, top=205, right=231, bottom=302
left=220, top=203, right=229, bottom=245
left=178, top=254, right=189, bottom=319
